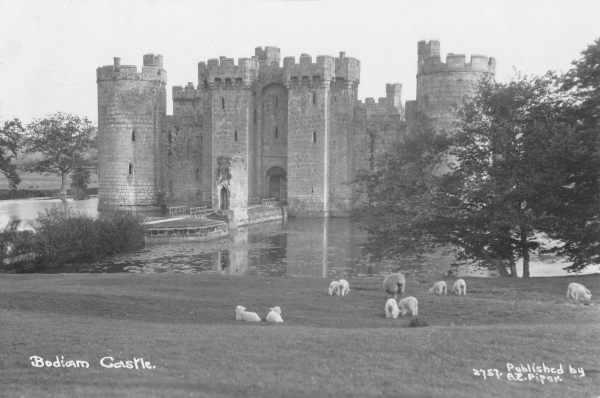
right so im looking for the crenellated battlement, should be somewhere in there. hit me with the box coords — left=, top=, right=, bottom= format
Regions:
left=418, top=40, right=440, bottom=61
left=357, top=83, right=404, bottom=118
left=196, top=47, right=360, bottom=89
left=97, top=54, right=167, bottom=83
left=173, top=82, right=201, bottom=100
left=255, top=46, right=281, bottom=64
left=418, top=52, right=496, bottom=75
left=334, top=51, right=360, bottom=84
left=417, top=40, right=496, bottom=75
left=200, top=56, right=260, bottom=87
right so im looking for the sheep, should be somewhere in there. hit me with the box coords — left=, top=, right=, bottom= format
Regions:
left=429, top=281, right=447, bottom=295
left=567, top=283, right=592, bottom=303
left=266, top=306, right=284, bottom=323
left=338, top=279, right=350, bottom=296
left=385, top=298, right=400, bottom=319
left=383, top=273, right=405, bottom=300
left=450, top=279, right=467, bottom=295
left=398, top=296, right=418, bottom=316
left=328, top=281, right=340, bottom=296
left=235, top=305, right=261, bottom=322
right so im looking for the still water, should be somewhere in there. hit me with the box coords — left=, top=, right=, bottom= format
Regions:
left=1, top=197, right=598, bottom=278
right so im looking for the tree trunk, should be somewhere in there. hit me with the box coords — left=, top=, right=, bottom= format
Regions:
left=509, top=256, right=518, bottom=277
left=60, top=172, right=68, bottom=195
left=476, top=249, right=510, bottom=277
left=521, top=231, right=530, bottom=278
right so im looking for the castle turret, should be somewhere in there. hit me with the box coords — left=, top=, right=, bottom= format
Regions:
left=96, top=54, right=167, bottom=211
left=415, top=40, right=495, bottom=132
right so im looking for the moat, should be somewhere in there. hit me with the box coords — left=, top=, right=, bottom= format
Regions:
left=1, top=197, right=598, bottom=278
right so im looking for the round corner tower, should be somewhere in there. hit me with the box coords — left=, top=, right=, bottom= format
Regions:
left=416, top=40, right=496, bottom=132
left=96, top=54, right=167, bottom=211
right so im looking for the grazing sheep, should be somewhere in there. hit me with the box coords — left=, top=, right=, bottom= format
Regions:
left=266, top=306, right=284, bottom=323
left=328, top=281, right=340, bottom=296
left=567, top=283, right=592, bottom=302
left=338, top=279, right=350, bottom=296
left=451, top=279, right=467, bottom=295
left=235, top=305, right=261, bottom=322
left=383, top=273, right=406, bottom=300
left=398, top=296, right=418, bottom=316
left=429, top=281, right=447, bottom=295
left=385, top=298, right=400, bottom=319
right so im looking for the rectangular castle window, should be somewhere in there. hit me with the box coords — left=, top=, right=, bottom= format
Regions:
left=234, top=130, right=238, bottom=142
left=275, top=126, right=278, bottom=138
left=312, top=131, right=317, bottom=143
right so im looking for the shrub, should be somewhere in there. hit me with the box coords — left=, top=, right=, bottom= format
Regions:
left=0, top=229, right=37, bottom=272
left=33, top=206, right=99, bottom=267
left=26, top=206, right=145, bottom=270
left=95, top=210, right=146, bottom=255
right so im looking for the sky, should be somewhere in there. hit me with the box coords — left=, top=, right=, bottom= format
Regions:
left=0, top=0, right=599, bottom=124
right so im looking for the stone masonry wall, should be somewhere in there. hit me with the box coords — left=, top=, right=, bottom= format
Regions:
left=258, top=83, right=288, bottom=199
left=286, top=79, right=329, bottom=217
left=328, top=80, right=357, bottom=216
left=211, top=84, right=252, bottom=210
left=97, top=56, right=166, bottom=210
left=161, top=116, right=204, bottom=205
left=416, top=40, right=496, bottom=133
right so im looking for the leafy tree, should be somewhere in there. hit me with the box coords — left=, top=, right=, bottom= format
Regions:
left=0, top=119, right=24, bottom=189
left=561, top=37, right=600, bottom=128
left=70, top=167, right=91, bottom=189
left=354, top=72, right=600, bottom=277
left=21, top=112, right=97, bottom=195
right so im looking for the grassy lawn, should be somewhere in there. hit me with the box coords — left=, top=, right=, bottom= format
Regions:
left=1, top=273, right=599, bottom=397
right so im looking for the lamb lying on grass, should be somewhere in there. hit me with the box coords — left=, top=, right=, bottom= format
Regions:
left=338, top=279, right=350, bottom=296
left=383, top=273, right=405, bottom=300
left=385, top=298, right=400, bottom=319
left=329, top=281, right=340, bottom=296
left=451, top=279, right=467, bottom=295
left=429, top=281, right=447, bottom=295
left=567, top=283, right=592, bottom=303
left=398, top=296, right=418, bottom=316
left=235, top=306, right=261, bottom=322
left=266, top=306, right=284, bottom=323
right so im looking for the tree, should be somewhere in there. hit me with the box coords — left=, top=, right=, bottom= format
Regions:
left=70, top=167, right=91, bottom=190
left=561, top=37, right=600, bottom=128
left=353, top=72, right=600, bottom=277
left=0, top=119, right=24, bottom=189
left=22, top=112, right=97, bottom=195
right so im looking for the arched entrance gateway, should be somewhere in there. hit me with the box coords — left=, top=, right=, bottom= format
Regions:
left=220, top=186, right=229, bottom=210
left=266, top=166, right=287, bottom=202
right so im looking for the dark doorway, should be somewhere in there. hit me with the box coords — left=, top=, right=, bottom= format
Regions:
left=267, top=166, right=287, bottom=201
left=220, top=187, right=229, bottom=210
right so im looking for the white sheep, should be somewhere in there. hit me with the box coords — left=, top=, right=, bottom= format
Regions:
left=451, top=279, right=467, bottom=295
left=429, top=281, right=447, bottom=295
left=338, top=279, right=350, bottom=296
left=398, top=296, right=418, bottom=316
left=328, top=281, right=340, bottom=296
left=567, top=283, right=592, bottom=303
left=266, top=306, right=284, bottom=323
left=383, top=273, right=405, bottom=300
left=385, top=298, right=400, bottom=319
left=235, top=305, right=261, bottom=322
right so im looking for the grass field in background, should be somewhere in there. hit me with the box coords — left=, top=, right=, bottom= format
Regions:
left=1, top=273, right=599, bottom=397
left=0, top=151, right=98, bottom=190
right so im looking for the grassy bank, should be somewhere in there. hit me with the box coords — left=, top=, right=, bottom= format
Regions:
left=1, top=273, right=599, bottom=397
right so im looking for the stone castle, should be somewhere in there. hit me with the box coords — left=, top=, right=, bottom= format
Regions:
left=96, top=40, right=495, bottom=223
